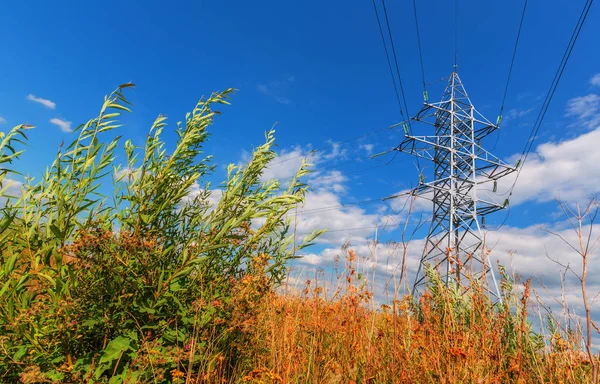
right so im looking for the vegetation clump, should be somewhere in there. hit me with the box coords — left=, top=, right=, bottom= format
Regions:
left=0, top=86, right=595, bottom=383
left=0, top=85, right=319, bottom=382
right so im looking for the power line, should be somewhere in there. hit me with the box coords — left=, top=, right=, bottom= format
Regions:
left=492, top=0, right=594, bottom=229
left=380, top=0, right=412, bottom=123
left=324, top=220, right=428, bottom=234
left=454, top=0, right=459, bottom=69
left=293, top=197, right=384, bottom=216
left=522, top=0, right=594, bottom=162
left=288, top=191, right=413, bottom=218
left=325, top=226, right=384, bottom=233
left=498, top=0, right=529, bottom=121
left=411, top=0, right=427, bottom=99
left=373, top=0, right=424, bottom=174
left=372, top=0, right=404, bottom=114
left=490, top=0, right=529, bottom=152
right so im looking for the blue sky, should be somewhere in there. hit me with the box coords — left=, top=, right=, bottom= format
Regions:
left=2, top=1, right=600, bottom=315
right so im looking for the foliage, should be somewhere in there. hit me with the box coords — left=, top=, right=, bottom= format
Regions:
left=0, top=84, right=594, bottom=383
left=0, top=85, right=321, bottom=382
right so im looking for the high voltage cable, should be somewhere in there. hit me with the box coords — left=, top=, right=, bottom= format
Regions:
left=498, top=0, right=529, bottom=121
left=372, top=0, right=404, bottom=115
left=375, top=0, right=423, bottom=171
left=271, top=0, right=422, bottom=179
left=291, top=198, right=384, bottom=216
left=380, top=0, right=412, bottom=124
left=490, top=0, right=529, bottom=152
left=290, top=191, right=413, bottom=217
left=411, top=0, right=428, bottom=99
left=454, top=0, right=459, bottom=69
left=324, top=221, right=428, bottom=234
left=492, top=0, right=594, bottom=229
left=512, top=0, right=593, bottom=187
left=522, top=0, right=594, bottom=162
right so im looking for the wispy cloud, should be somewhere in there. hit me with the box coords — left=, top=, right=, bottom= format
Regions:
left=359, top=143, right=375, bottom=155
left=503, top=107, right=535, bottom=125
left=27, top=94, right=56, bottom=109
left=506, top=107, right=534, bottom=119
left=0, top=116, right=6, bottom=124
left=591, top=73, right=600, bottom=87
left=565, top=94, right=600, bottom=128
left=50, top=117, right=72, bottom=132
left=257, top=75, right=295, bottom=105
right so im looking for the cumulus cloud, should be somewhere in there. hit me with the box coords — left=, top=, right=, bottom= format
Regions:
left=1, top=178, right=23, bottom=197
left=260, top=146, right=312, bottom=183
left=0, top=116, right=6, bottom=124
left=310, top=170, right=347, bottom=193
left=181, top=182, right=223, bottom=209
left=291, top=189, right=382, bottom=246
left=496, top=125, right=600, bottom=205
left=254, top=143, right=409, bottom=246
left=293, top=216, right=600, bottom=313
left=50, top=117, right=72, bottom=133
left=284, top=76, right=600, bottom=298
left=274, top=76, right=600, bottom=344
left=27, top=94, right=56, bottom=109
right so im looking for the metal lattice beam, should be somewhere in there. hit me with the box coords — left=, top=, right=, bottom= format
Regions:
left=396, top=72, right=516, bottom=300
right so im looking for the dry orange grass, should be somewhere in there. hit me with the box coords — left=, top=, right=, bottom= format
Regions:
left=232, top=250, right=594, bottom=384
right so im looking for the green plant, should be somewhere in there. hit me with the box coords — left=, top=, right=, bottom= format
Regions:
left=0, top=85, right=321, bottom=382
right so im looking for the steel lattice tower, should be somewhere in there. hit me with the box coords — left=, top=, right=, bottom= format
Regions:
left=397, top=72, right=516, bottom=299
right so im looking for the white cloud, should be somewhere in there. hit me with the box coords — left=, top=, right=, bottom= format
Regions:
left=496, top=125, right=600, bottom=205
left=261, top=146, right=312, bottom=183
left=49, top=117, right=72, bottom=132
left=181, top=183, right=223, bottom=209
left=293, top=217, right=600, bottom=312
left=309, top=170, right=349, bottom=194
left=0, top=116, right=5, bottom=124
left=359, top=143, right=375, bottom=155
left=292, top=189, right=382, bottom=246
left=566, top=94, right=600, bottom=128
left=504, top=107, right=535, bottom=122
left=27, top=94, right=56, bottom=109
left=114, top=167, right=139, bottom=180
left=591, top=73, right=600, bottom=87
left=277, top=76, right=600, bottom=345
left=322, top=141, right=348, bottom=160
left=1, top=178, right=23, bottom=197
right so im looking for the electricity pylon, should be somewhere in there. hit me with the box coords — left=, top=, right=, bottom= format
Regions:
left=396, top=71, right=516, bottom=300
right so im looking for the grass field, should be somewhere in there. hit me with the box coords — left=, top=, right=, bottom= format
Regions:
left=0, top=86, right=597, bottom=383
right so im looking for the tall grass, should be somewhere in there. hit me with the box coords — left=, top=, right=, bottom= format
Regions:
left=244, top=249, right=594, bottom=383
left=0, top=85, right=595, bottom=383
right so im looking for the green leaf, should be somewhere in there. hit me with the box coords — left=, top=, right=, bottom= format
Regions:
left=82, top=318, right=102, bottom=327
left=99, top=335, right=132, bottom=365
left=13, top=346, right=28, bottom=361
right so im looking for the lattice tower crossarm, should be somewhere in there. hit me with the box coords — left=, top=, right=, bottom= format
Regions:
left=396, top=72, right=516, bottom=301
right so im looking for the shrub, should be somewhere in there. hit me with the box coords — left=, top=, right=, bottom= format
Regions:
left=0, top=85, right=321, bottom=382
